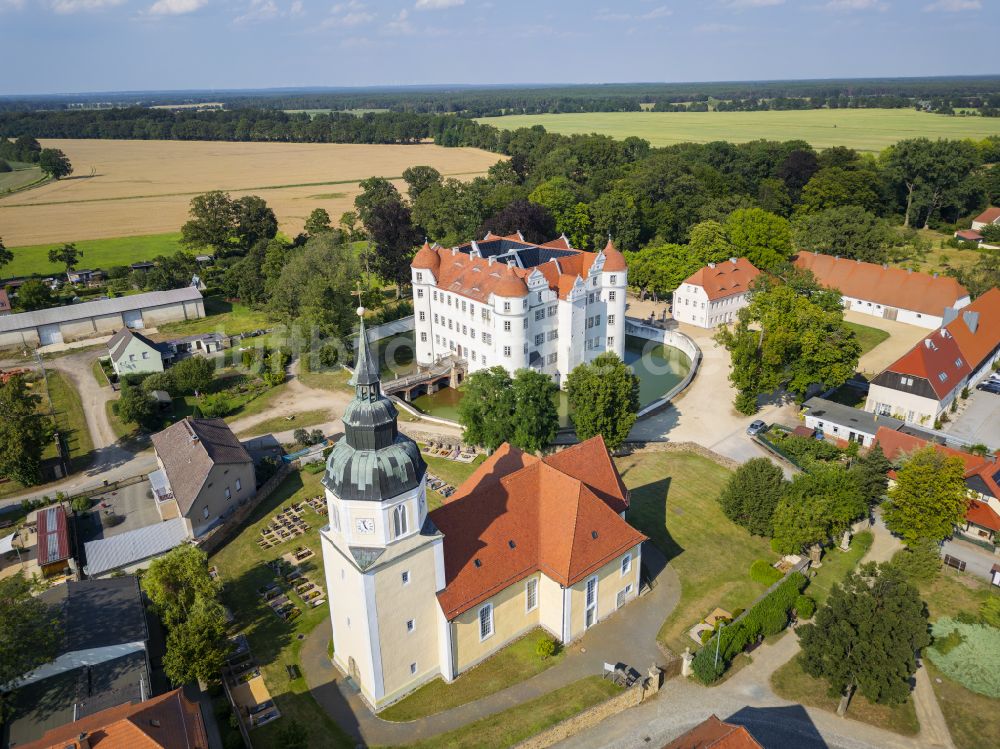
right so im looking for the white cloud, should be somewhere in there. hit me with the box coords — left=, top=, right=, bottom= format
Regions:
left=821, top=0, right=884, bottom=9
left=923, top=0, right=980, bottom=10
left=727, top=0, right=783, bottom=6
left=1, top=0, right=26, bottom=10
left=596, top=4, right=672, bottom=21
left=51, top=0, right=124, bottom=12
left=320, top=1, right=374, bottom=29
left=148, top=0, right=206, bottom=14
left=289, top=0, right=302, bottom=14
left=385, top=8, right=414, bottom=33
left=235, top=0, right=278, bottom=24
left=414, top=0, right=463, bottom=9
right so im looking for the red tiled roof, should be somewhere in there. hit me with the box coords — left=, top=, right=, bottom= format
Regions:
left=793, top=252, right=969, bottom=316
left=661, top=714, right=764, bottom=749
left=944, top=288, right=1000, bottom=374
left=17, top=688, right=209, bottom=749
left=412, top=241, right=440, bottom=272
left=682, top=258, right=760, bottom=301
left=954, top=230, right=983, bottom=242
left=974, top=206, right=1000, bottom=225
left=37, top=505, right=70, bottom=566
left=429, top=437, right=646, bottom=619
left=966, top=499, right=1000, bottom=532
left=874, top=427, right=1000, bottom=499
left=0, top=289, right=11, bottom=313
left=601, top=238, right=628, bottom=272
left=882, top=328, right=971, bottom=399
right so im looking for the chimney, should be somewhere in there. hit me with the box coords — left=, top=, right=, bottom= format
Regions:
left=963, top=310, right=980, bottom=334
left=488, top=256, right=495, bottom=266
left=451, top=246, right=458, bottom=256
left=78, top=732, right=91, bottom=749
left=708, top=262, right=716, bottom=269
left=729, top=257, right=737, bottom=264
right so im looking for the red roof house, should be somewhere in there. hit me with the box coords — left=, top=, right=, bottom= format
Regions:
left=36, top=505, right=71, bottom=576
left=662, top=715, right=764, bottom=749
left=681, top=258, right=760, bottom=302
left=972, top=206, right=1000, bottom=229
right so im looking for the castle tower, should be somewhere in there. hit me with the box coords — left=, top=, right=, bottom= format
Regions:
left=319, top=309, right=448, bottom=710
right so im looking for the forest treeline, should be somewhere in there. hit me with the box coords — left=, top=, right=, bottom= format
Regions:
left=3, top=77, right=1000, bottom=115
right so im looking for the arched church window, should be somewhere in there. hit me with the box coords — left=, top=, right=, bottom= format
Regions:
left=393, top=504, right=408, bottom=538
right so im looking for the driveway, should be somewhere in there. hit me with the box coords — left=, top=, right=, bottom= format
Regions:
left=301, top=544, right=680, bottom=746
left=943, top=387, right=1000, bottom=448
left=941, top=536, right=1000, bottom=583
left=842, top=310, right=927, bottom=377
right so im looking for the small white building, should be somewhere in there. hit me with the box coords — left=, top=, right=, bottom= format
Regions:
left=107, top=328, right=166, bottom=377
left=793, top=252, right=970, bottom=329
left=672, top=258, right=760, bottom=328
left=411, top=233, right=627, bottom=387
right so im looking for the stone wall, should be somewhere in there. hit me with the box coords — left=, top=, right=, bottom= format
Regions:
left=619, top=440, right=740, bottom=471
left=513, top=669, right=663, bottom=749
left=196, top=462, right=294, bottom=556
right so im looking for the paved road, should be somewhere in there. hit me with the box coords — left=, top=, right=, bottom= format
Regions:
left=842, top=310, right=927, bottom=377
left=941, top=536, right=1000, bottom=583
left=943, top=387, right=1000, bottom=449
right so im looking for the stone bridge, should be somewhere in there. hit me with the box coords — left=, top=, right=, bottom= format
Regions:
left=382, top=356, right=467, bottom=400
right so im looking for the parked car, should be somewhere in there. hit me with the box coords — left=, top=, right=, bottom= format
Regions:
left=746, top=420, right=767, bottom=436
left=976, top=381, right=1000, bottom=393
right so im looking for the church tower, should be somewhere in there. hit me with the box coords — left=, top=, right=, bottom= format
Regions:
left=319, top=309, right=448, bottom=710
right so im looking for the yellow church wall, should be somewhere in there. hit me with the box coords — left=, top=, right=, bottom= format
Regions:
left=567, top=545, right=641, bottom=641
left=452, top=572, right=541, bottom=674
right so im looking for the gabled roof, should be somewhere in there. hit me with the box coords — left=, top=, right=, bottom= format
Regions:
left=974, top=206, right=1000, bottom=225
left=151, top=418, right=252, bottom=515
left=682, top=258, right=760, bottom=301
left=661, top=714, right=764, bottom=749
left=430, top=437, right=646, bottom=619
left=37, top=505, right=70, bottom=566
left=955, top=229, right=983, bottom=242
left=16, top=688, right=209, bottom=749
left=107, top=327, right=165, bottom=363
left=793, top=252, right=969, bottom=316
left=880, top=327, right=971, bottom=399
left=966, top=499, right=1000, bottom=532
left=943, top=287, right=1000, bottom=373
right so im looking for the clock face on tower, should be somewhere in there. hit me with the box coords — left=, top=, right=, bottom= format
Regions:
left=355, top=518, right=375, bottom=534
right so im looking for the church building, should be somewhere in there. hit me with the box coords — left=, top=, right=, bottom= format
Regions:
left=410, top=233, right=628, bottom=386
left=320, top=312, right=647, bottom=710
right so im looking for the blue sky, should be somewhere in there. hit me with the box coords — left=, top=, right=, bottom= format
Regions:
left=0, top=0, right=997, bottom=96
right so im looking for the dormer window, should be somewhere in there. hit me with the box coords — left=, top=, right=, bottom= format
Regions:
left=938, top=372, right=948, bottom=382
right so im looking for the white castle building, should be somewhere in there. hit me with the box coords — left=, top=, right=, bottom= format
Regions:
left=410, top=233, right=628, bottom=385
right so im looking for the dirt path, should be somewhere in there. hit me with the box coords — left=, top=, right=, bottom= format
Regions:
left=844, top=311, right=928, bottom=376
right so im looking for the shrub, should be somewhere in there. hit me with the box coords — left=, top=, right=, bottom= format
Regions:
left=293, top=428, right=310, bottom=445
left=535, top=636, right=557, bottom=660
left=309, top=428, right=325, bottom=445
left=980, top=597, right=1000, bottom=629
left=199, top=393, right=232, bottom=418
left=70, top=496, right=92, bottom=513
left=750, top=560, right=783, bottom=586
left=795, top=595, right=816, bottom=619
left=734, top=390, right=758, bottom=415
left=141, top=371, right=175, bottom=396
left=890, top=539, right=941, bottom=582
left=172, top=356, right=215, bottom=395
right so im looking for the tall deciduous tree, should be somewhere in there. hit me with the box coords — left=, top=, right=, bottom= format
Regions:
left=771, top=464, right=866, bottom=553
left=798, top=166, right=883, bottom=215
left=401, top=165, right=442, bottom=203
left=142, top=545, right=220, bottom=628
left=723, top=208, right=792, bottom=271
left=457, top=367, right=515, bottom=452
left=798, top=562, right=930, bottom=716
left=161, top=596, right=229, bottom=686
left=0, top=236, right=12, bottom=273
left=717, top=457, right=786, bottom=536
left=304, top=208, right=333, bottom=236
left=48, top=242, right=81, bottom=276
left=232, top=195, right=278, bottom=251
left=181, top=191, right=238, bottom=254
left=16, top=279, right=53, bottom=311
left=849, top=444, right=892, bottom=505
left=171, top=356, right=215, bottom=395
left=883, top=138, right=980, bottom=228
left=566, top=352, right=639, bottom=451
left=38, top=148, right=72, bottom=179
left=883, top=447, right=968, bottom=545
left=0, top=573, right=61, bottom=714
left=792, top=206, right=897, bottom=264
left=477, top=199, right=556, bottom=245
left=510, top=369, right=559, bottom=453
left=0, top=375, right=48, bottom=486
left=116, top=383, right=155, bottom=427
left=355, top=177, right=420, bottom=295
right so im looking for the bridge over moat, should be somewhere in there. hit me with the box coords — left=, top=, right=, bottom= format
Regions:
left=381, top=356, right=467, bottom=400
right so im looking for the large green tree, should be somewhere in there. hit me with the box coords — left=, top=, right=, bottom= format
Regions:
left=16, top=279, right=53, bottom=311
left=798, top=562, right=930, bottom=716
left=142, top=545, right=219, bottom=627
left=161, top=596, right=229, bottom=685
left=38, top=148, right=72, bottom=179
left=0, top=236, right=12, bottom=273
left=457, top=367, right=515, bottom=452
left=303, top=208, right=333, bottom=236
left=771, top=464, right=866, bottom=553
left=798, top=166, right=882, bottom=215
left=355, top=177, right=420, bottom=295
left=848, top=444, right=892, bottom=505
left=715, top=278, right=861, bottom=413
left=883, top=138, right=981, bottom=228
left=792, top=206, right=897, bottom=264
left=232, top=195, right=278, bottom=251
left=116, top=383, right=155, bottom=427
left=402, top=165, right=442, bottom=203
left=510, top=369, right=559, bottom=453
left=723, top=208, right=792, bottom=271
left=171, top=356, right=215, bottom=395
left=47, top=243, right=81, bottom=277
left=0, top=573, right=62, bottom=715
left=566, top=352, right=639, bottom=451
left=717, top=457, right=786, bottom=536
left=181, top=191, right=237, bottom=254
left=0, top=375, right=48, bottom=486
left=883, top=447, right=968, bottom=545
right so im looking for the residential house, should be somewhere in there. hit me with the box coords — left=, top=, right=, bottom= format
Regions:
left=0, top=287, right=205, bottom=349
left=865, top=288, right=1000, bottom=424
left=150, top=418, right=256, bottom=538
left=321, top=317, right=647, bottom=711
left=35, top=504, right=73, bottom=579
left=65, top=269, right=106, bottom=287
left=672, top=258, right=760, bottom=328
left=0, top=289, right=11, bottom=316
left=874, top=427, right=1000, bottom=544
left=801, top=396, right=904, bottom=447
left=129, top=261, right=155, bottom=274
left=15, top=688, right=209, bottom=749
left=2, top=577, right=153, bottom=748
left=793, top=252, right=970, bottom=329
left=107, top=328, right=166, bottom=377
left=412, top=234, right=627, bottom=386
left=661, top=714, right=764, bottom=749
left=971, top=206, right=1000, bottom=231
left=159, top=332, right=225, bottom=365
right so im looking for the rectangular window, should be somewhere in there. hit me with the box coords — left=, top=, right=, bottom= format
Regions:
left=406, top=619, right=415, bottom=633
left=471, top=328, right=476, bottom=338
left=402, top=571, right=410, bottom=585
left=331, top=506, right=340, bottom=532
left=479, top=603, right=494, bottom=640
left=523, top=319, right=529, bottom=330
left=535, top=334, right=544, bottom=346
left=236, top=478, right=242, bottom=492
left=462, top=325, right=467, bottom=336
left=471, top=351, right=477, bottom=361
left=419, top=311, right=426, bottom=321
left=416, top=272, right=423, bottom=282
left=607, top=336, right=614, bottom=347
left=535, top=309, right=544, bottom=321
left=621, top=553, right=632, bottom=576
left=448, top=320, right=453, bottom=330
left=504, top=320, right=511, bottom=331
left=447, top=295, right=452, bottom=307
left=224, top=487, right=231, bottom=500
left=203, top=507, right=209, bottom=519
left=433, top=291, right=438, bottom=301
left=503, top=346, right=511, bottom=357
left=462, top=301, right=467, bottom=312
left=417, top=288, right=424, bottom=298
left=548, top=353, right=557, bottom=364
left=607, top=314, right=615, bottom=325
left=595, top=314, right=601, bottom=326
left=141, top=351, right=149, bottom=359
left=616, top=584, right=633, bottom=610
left=504, top=302, right=511, bottom=312
left=609, top=291, right=616, bottom=301
left=548, top=306, right=556, bottom=317
left=526, top=578, right=538, bottom=612
left=420, top=332, right=427, bottom=343
left=410, top=662, right=417, bottom=674
left=434, top=313, right=439, bottom=324
left=610, top=274, right=617, bottom=284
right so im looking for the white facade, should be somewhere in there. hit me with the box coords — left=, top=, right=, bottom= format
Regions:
left=412, top=244, right=626, bottom=387
left=672, top=284, right=750, bottom=328
left=839, top=295, right=967, bottom=330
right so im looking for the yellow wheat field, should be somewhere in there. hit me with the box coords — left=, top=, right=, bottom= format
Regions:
left=0, top=139, right=501, bottom=246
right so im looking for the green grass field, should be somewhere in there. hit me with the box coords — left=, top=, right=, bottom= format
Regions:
left=478, top=109, right=1000, bottom=152
left=4, top=232, right=184, bottom=277
left=845, top=322, right=890, bottom=357
left=0, top=164, right=44, bottom=195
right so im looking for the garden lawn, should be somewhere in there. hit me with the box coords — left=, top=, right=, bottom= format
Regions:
left=613, top=451, right=777, bottom=653
left=845, top=323, right=889, bottom=357
left=91, top=357, right=110, bottom=387
left=155, top=296, right=271, bottom=338
left=389, top=676, right=622, bottom=749
left=807, top=531, right=873, bottom=606
left=45, top=371, right=95, bottom=473
left=421, top=448, right=487, bottom=510
left=3, top=232, right=184, bottom=278
left=237, top=409, right=331, bottom=439
left=297, top=365, right=352, bottom=393
left=209, top=469, right=354, bottom=749
left=926, top=660, right=1000, bottom=749
left=771, top=654, right=919, bottom=736
left=379, top=629, right=564, bottom=722
left=916, top=568, right=991, bottom=621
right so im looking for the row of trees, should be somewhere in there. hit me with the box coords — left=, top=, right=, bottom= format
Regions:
left=457, top=353, right=639, bottom=453
left=0, top=136, right=71, bottom=178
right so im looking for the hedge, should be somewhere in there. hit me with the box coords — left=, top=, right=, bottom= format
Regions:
left=692, top=571, right=807, bottom=684
left=749, top=559, right=783, bottom=586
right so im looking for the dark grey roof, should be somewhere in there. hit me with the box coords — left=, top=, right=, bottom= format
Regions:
left=0, top=287, right=203, bottom=334
left=107, top=328, right=165, bottom=363
left=2, top=651, right=148, bottom=748
left=51, top=577, right=148, bottom=651
left=461, top=239, right=577, bottom=269
left=803, top=397, right=905, bottom=436
left=350, top=316, right=380, bottom=387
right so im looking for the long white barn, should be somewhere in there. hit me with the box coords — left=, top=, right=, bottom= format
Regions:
left=411, top=233, right=627, bottom=386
